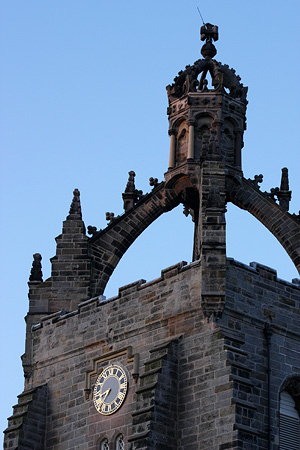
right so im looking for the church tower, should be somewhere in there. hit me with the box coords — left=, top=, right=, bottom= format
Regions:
left=4, top=24, right=300, bottom=450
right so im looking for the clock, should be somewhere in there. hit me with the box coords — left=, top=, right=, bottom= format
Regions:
left=93, top=364, right=128, bottom=415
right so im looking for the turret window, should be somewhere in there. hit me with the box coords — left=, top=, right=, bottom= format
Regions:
left=280, top=390, right=300, bottom=450
left=176, top=127, right=188, bottom=165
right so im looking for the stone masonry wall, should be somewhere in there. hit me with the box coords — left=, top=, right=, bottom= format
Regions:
left=26, top=260, right=236, bottom=450
left=13, top=258, right=300, bottom=450
left=224, top=259, right=300, bottom=450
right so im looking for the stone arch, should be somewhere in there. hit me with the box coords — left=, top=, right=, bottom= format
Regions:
left=173, top=116, right=188, bottom=128
left=226, top=172, right=300, bottom=274
left=89, top=183, right=180, bottom=297
left=171, top=116, right=188, bottom=137
left=194, top=111, right=215, bottom=122
left=89, top=169, right=300, bottom=299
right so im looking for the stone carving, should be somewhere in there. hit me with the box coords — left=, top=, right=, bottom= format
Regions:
left=277, top=167, right=291, bottom=212
left=106, top=212, right=117, bottom=224
left=183, top=205, right=195, bottom=221
left=201, top=297, right=224, bottom=322
left=149, top=177, right=158, bottom=188
left=200, top=22, right=219, bottom=59
left=266, top=187, right=280, bottom=201
left=201, top=79, right=209, bottom=92
left=29, top=253, right=43, bottom=283
left=166, top=58, right=248, bottom=105
left=68, top=188, right=82, bottom=219
left=183, top=205, right=190, bottom=217
left=248, top=174, right=263, bottom=188
left=122, top=171, right=144, bottom=212
left=208, top=126, right=218, bottom=158
left=265, top=168, right=291, bottom=212
left=125, top=170, right=136, bottom=193
left=87, top=226, right=98, bottom=236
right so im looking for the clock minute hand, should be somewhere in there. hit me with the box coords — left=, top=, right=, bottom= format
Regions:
left=100, top=388, right=111, bottom=404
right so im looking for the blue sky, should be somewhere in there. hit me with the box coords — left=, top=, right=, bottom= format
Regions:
left=1, top=1, right=300, bottom=436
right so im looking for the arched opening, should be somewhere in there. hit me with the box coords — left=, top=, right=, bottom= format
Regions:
left=226, top=203, right=299, bottom=282
left=195, top=124, right=210, bottom=161
left=197, top=69, right=214, bottom=90
left=194, top=113, right=213, bottom=162
left=104, top=205, right=194, bottom=299
left=176, top=124, right=188, bottom=165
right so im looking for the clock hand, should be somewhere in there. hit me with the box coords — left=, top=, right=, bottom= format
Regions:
left=99, top=388, right=111, bottom=404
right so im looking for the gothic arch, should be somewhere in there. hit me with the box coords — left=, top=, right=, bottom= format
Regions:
left=89, top=169, right=300, bottom=298
left=173, top=116, right=188, bottom=128
left=226, top=172, right=300, bottom=274
left=89, top=183, right=180, bottom=296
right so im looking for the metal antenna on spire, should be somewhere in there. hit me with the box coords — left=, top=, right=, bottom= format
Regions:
left=197, top=7, right=205, bottom=26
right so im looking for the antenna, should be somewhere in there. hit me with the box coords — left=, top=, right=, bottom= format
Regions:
left=197, top=7, right=205, bottom=26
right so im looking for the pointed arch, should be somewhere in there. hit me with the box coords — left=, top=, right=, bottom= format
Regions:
left=89, top=183, right=180, bottom=296
left=226, top=172, right=300, bottom=274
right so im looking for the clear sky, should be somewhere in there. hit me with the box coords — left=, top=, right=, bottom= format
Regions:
left=1, top=0, right=300, bottom=436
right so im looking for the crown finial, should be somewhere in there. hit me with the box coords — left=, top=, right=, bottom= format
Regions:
left=200, top=23, right=219, bottom=59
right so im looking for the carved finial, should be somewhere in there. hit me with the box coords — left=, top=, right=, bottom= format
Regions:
left=277, top=167, right=291, bottom=212
left=125, top=171, right=136, bottom=193
left=29, top=253, right=43, bottom=283
left=265, top=168, right=291, bottom=211
left=68, top=188, right=82, bottom=220
left=122, top=171, right=143, bottom=212
left=200, top=23, right=219, bottom=59
left=149, top=177, right=158, bottom=188
left=280, top=167, right=289, bottom=191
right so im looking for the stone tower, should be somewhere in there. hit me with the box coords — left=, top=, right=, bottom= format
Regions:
left=4, top=24, right=300, bottom=450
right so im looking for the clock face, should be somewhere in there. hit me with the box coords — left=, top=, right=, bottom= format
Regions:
left=93, top=364, right=128, bottom=415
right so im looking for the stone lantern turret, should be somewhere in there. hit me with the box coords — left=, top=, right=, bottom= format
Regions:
left=165, top=24, right=248, bottom=318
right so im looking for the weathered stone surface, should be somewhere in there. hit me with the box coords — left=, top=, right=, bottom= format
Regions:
left=5, top=259, right=300, bottom=449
